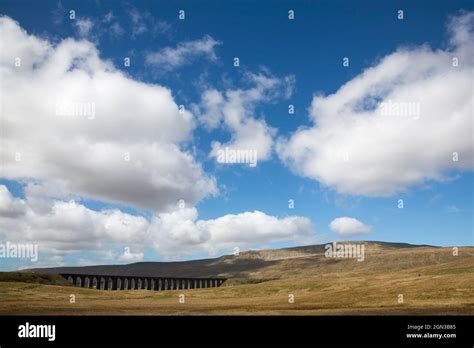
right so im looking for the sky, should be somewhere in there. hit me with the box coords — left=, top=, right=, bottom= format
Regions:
left=0, top=0, right=472, bottom=270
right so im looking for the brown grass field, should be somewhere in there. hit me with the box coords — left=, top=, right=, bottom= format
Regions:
left=0, top=244, right=473, bottom=315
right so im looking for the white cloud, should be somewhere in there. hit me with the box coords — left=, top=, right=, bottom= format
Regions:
left=103, top=12, right=114, bottom=24
left=145, top=35, right=221, bottom=72
left=0, top=16, right=216, bottom=212
left=446, top=205, right=463, bottom=213
left=118, top=250, right=145, bottom=262
left=73, top=14, right=124, bottom=40
left=129, top=8, right=147, bottom=36
left=329, top=217, right=371, bottom=237
left=0, top=184, right=150, bottom=254
left=0, top=186, right=26, bottom=217
left=51, top=1, right=65, bottom=26
left=198, top=89, right=225, bottom=129
left=150, top=207, right=315, bottom=258
left=101, top=12, right=124, bottom=38
left=277, top=12, right=474, bottom=196
left=128, top=9, right=170, bottom=38
left=195, top=72, right=295, bottom=164
left=109, top=22, right=124, bottom=37
left=74, top=18, right=94, bottom=38
left=0, top=16, right=315, bottom=266
left=0, top=185, right=316, bottom=262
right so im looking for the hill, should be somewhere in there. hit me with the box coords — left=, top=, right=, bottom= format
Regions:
left=1, top=241, right=472, bottom=315
left=26, top=241, right=439, bottom=283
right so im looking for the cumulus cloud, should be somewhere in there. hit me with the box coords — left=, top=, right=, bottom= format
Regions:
left=145, top=35, right=221, bottom=72
left=0, top=186, right=26, bottom=218
left=150, top=207, right=315, bottom=258
left=0, top=185, right=315, bottom=262
left=329, top=217, right=371, bottom=237
left=277, top=12, right=474, bottom=196
left=0, top=16, right=216, bottom=211
left=0, top=17, right=314, bottom=265
left=0, top=184, right=149, bottom=255
left=195, top=72, right=295, bottom=164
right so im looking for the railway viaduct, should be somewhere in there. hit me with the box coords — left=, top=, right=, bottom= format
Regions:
left=60, top=273, right=227, bottom=291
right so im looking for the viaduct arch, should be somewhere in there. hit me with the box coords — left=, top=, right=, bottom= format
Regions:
left=61, top=273, right=226, bottom=291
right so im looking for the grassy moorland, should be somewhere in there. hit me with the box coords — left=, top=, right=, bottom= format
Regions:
left=0, top=243, right=472, bottom=315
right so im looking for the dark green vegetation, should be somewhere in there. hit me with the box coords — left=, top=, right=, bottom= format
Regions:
left=0, top=271, right=71, bottom=286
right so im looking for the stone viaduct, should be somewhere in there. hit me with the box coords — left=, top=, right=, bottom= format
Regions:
left=60, top=273, right=227, bottom=291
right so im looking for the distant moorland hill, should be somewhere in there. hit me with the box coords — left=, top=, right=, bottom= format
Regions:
left=26, top=241, right=440, bottom=283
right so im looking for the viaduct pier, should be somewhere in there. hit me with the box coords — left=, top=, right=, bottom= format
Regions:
left=60, top=273, right=227, bottom=291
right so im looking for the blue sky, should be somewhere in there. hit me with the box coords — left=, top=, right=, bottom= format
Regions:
left=0, top=0, right=472, bottom=269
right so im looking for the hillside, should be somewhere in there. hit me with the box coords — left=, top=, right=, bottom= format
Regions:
left=0, top=272, right=71, bottom=286
left=0, top=241, right=472, bottom=315
left=27, top=241, right=432, bottom=279
left=25, top=241, right=450, bottom=284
